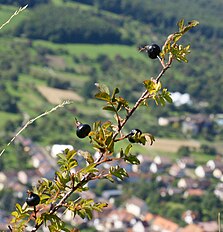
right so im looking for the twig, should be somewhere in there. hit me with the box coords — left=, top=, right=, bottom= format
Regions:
left=0, top=5, right=28, bottom=31
left=112, top=56, right=171, bottom=140
left=218, top=212, right=221, bottom=232
left=0, top=100, right=73, bottom=157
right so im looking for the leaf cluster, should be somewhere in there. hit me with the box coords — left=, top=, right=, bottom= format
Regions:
left=161, top=19, right=199, bottom=63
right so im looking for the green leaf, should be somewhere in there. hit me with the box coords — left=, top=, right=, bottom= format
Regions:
left=69, top=159, right=78, bottom=169
left=110, top=166, right=128, bottom=181
left=81, top=163, right=98, bottom=174
left=177, top=19, right=184, bottom=31
left=66, top=149, right=76, bottom=161
left=103, top=105, right=116, bottom=112
left=164, top=93, right=173, bottom=103
left=111, top=96, right=129, bottom=112
left=93, top=202, right=108, bottom=212
left=95, top=92, right=111, bottom=101
left=102, top=121, right=112, bottom=129
left=143, top=80, right=161, bottom=93
left=11, top=211, right=19, bottom=217
left=139, top=134, right=147, bottom=145
left=106, top=174, right=114, bottom=182
left=111, top=87, right=119, bottom=101
left=95, top=83, right=110, bottom=95
left=124, top=144, right=132, bottom=155
left=15, top=203, right=22, bottom=213
left=124, top=154, right=140, bottom=165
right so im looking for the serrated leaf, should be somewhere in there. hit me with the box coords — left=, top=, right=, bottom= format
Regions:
left=164, top=93, right=173, bottom=103
left=110, top=166, right=128, bottom=180
left=124, top=154, right=140, bottom=165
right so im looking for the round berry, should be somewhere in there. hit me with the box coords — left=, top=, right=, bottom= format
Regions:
left=76, top=124, right=91, bottom=138
left=147, top=44, right=161, bottom=59
left=26, top=192, right=40, bottom=207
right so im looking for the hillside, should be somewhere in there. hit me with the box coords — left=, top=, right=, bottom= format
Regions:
left=1, top=1, right=223, bottom=229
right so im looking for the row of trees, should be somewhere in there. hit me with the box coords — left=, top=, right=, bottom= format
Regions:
left=68, top=0, right=223, bottom=39
left=12, top=5, right=131, bottom=44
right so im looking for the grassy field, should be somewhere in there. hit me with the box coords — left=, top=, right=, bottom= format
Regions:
left=148, top=138, right=200, bottom=153
left=0, top=111, right=21, bottom=130
left=33, top=40, right=146, bottom=60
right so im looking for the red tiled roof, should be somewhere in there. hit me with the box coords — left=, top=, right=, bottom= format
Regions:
left=180, top=224, right=204, bottom=232
left=186, top=188, right=204, bottom=197
left=152, top=215, right=179, bottom=232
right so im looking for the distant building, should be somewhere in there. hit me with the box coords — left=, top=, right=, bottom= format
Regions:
left=125, top=197, right=148, bottom=217
left=51, top=144, right=74, bottom=158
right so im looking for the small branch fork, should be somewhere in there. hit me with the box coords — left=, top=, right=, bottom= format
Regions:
left=113, top=54, right=173, bottom=140
left=29, top=151, right=114, bottom=232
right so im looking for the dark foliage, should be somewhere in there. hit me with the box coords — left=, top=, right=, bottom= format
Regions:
left=13, top=5, right=128, bottom=44
left=0, top=0, right=50, bottom=7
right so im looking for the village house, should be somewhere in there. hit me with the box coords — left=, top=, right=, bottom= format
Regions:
left=132, top=154, right=153, bottom=173
left=101, top=208, right=137, bottom=232
left=195, top=165, right=212, bottom=179
left=125, top=196, right=148, bottom=218
left=150, top=155, right=172, bottom=174
left=206, top=159, right=223, bottom=180
left=182, top=210, right=198, bottom=224
left=214, top=182, right=223, bottom=200
left=177, top=157, right=195, bottom=169
left=182, top=114, right=213, bottom=136
left=169, top=163, right=185, bottom=177
left=177, top=178, right=199, bottom=189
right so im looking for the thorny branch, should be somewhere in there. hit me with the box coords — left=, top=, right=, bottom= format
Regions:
left=113, top=55, right=172, bottom=140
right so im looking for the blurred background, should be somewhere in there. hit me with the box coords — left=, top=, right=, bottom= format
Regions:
left=0, top=1, right=223, bottom=231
